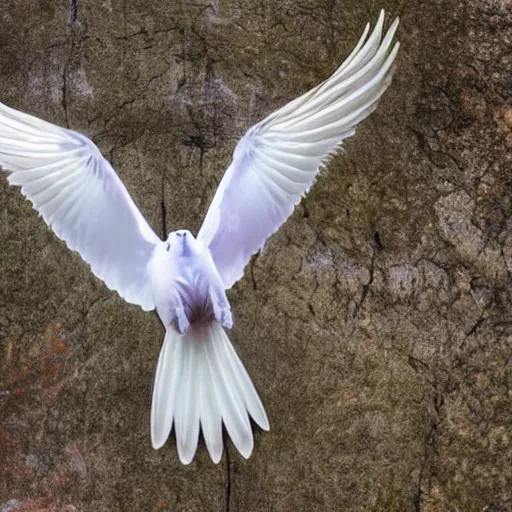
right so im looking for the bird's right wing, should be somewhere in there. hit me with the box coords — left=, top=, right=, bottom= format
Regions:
left=0, top=102, right=162, bottom=310
left=198, top=11, right=399, bottom=290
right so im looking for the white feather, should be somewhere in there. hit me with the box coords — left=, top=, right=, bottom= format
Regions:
left=198, top=11, right=400, bottom=290
left=0, top=102, right=161, bottom=310
left=174, top=332, right=200, bottom=464
left=151, top=323, right=267, bottom=464
left=1, top=10, right=400, bottom=466
left=199, top=339, right=224, bottom=463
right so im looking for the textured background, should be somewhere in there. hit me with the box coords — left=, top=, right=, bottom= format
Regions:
left=1, top=0, right=511, bottom=511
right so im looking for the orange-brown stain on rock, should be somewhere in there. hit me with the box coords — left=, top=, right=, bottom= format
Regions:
left=47, top=322, right=66, bottom=355
left=2, top=322, right=68, bottom=395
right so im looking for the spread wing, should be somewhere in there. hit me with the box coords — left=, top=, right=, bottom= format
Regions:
left=0, top=102, right=162, bottom=310
left=198, top=11, right=399, bottom=290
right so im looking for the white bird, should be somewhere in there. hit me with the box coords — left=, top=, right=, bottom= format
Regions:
left=0, top=11, right=399, bottom=464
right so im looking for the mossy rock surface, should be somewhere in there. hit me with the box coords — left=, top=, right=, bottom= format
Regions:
left=1, top=1, right=511, bottom=511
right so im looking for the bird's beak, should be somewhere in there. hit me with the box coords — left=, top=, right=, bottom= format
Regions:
left=180, top=236, right=191, bottom=257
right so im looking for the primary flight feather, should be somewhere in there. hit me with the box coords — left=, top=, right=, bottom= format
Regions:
left=0, top=10, right=399, bottom=464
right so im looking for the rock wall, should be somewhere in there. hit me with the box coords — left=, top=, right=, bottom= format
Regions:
left=0, top=0, right=511, bottom=510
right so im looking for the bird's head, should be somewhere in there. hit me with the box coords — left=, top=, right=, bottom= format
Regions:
left=165, top=229, right=199, bottom=258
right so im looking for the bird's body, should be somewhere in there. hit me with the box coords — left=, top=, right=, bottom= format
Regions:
left=150, top=230, right=232, bottom=332
left=148, top=231, right=253, bottom=464
left=0, top=11, right=400, bottom=464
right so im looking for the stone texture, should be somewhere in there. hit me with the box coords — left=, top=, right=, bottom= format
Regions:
left=1, top=0, right=511, bottom=511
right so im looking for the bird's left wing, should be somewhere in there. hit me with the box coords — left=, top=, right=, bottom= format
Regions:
left=0, top=102, right=162, bottom=310
left=198, top=11, right=399, bottom=290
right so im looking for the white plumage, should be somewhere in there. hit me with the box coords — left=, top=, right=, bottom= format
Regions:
left=0, top=102, right=160, bottom=310
left=0, top=11, right=399, bottom=464
left=198, top=11, right=399, bottom=289
left=151, top=323, right=269, bottom=463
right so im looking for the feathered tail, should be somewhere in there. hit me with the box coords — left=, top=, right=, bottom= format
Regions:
left=151, top=322, right=269, bottom=464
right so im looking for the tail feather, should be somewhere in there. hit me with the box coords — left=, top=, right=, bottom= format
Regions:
left=150, top=330, right=181, bottom=449
left=174, top=332, right=200, bottom=464
left=218, top=335, right=269, bottom=431
left=198, top=340, right=223, bottom=462
left=151, top=322, right=269, bottom=464
left=205, top=330, right=253, bottom=459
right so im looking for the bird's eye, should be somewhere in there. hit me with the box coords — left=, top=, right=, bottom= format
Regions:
left=166, top=243, right=170, bottom=252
